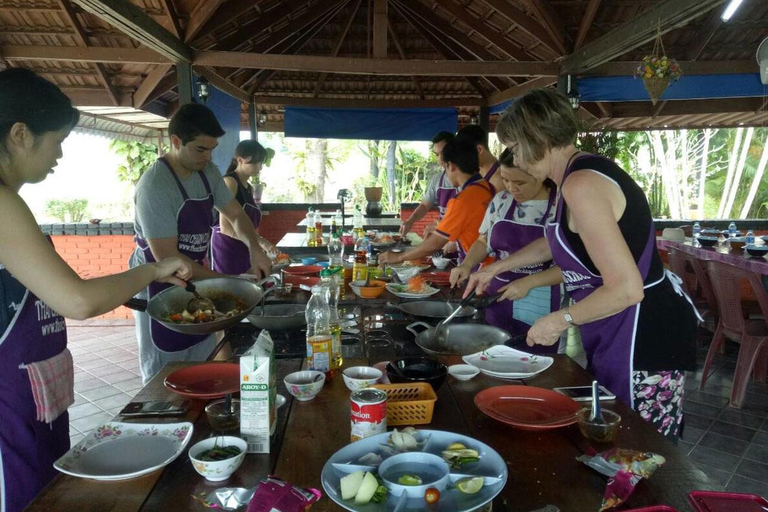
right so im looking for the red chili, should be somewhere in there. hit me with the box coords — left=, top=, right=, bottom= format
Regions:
left=424, top=487, right=440, bottom=504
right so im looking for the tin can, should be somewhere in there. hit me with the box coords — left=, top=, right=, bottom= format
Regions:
left=350, top=388, right=387, bottom=442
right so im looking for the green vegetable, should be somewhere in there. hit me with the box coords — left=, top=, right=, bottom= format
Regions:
left=398, top=474, right=422, bottom=486
left=371, top=484, right=388, bottom=503
left=198, top=445, right=241, bottom=461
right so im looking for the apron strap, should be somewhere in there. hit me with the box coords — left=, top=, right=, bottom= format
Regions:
left=160, top=157, right=190, bottom=201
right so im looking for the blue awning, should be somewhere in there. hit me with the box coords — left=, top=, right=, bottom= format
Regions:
left=284, top=107, right=458, bottom=141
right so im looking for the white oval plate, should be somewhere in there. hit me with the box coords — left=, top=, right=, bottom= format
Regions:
left=462, top=345, right=553, bottom=379
left=54, top=422, right=193, bottom=481
left=386, top=283, right=440, bottom=299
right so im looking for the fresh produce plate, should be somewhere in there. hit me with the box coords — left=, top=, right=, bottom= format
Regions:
left=321, top=429, right=507, bottom=512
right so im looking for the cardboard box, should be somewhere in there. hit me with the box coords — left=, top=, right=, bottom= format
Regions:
left=240, top=331, right=276, bottom=453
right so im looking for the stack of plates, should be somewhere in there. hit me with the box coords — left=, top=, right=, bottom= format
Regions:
left=462, top=345, right=553, bottom=379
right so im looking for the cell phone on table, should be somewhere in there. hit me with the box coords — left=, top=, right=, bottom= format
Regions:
left=553, top=385, right=616, bottom=402
left=119, top=400, right=191, bottom=417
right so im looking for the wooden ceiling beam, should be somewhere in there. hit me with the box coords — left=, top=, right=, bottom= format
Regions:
left=595, top=101, right=612, bottom=117
left=573, top=0, right=602, bottom=51
left=314, top=0, right=363, bottom=96
left=561, top=0, right=729, bottom=74
left=255, top=95, right=485, bottom=108
left=487, top=76, right=556, bottom=105
left=524, top=0, right=568, bottom=50
left=609, top=97, right=767, bottom=118
left=160, top=0, right=183, bottom=39
left=70, top=0, right=192, bottom=62
left=1, top=45, right=169, bottom=64
left=212, top=0, right=315, bottom=51
left=137, top=71, right=177, bottom=106
left=483, top=0, right=565, bottom=55
left=196, top=50, right=556, bottom=76
left=392, top=2, right=490, bottom=96
left=439, top=0, right=530, bottom=61
left=245, top=0, right=348, bottom=93
left=133, top=64, right=172, bottom=108
left=191, top=0, right=270, bottom=46
left=651, top=100, right=667, bottom=118
left=373, top=0, right=388, bottom=59
left=193, top=66, right=250, bottom=102
left=388, top=19, right=424, bottom=100
left=686, top=8, right=723, bottom=60
left=182, top=0, right=225, bottom=42
left=55, top=0, right=119, bottom=105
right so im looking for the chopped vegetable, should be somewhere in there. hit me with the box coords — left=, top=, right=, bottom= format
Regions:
left=371, top=476, right=387, bottom=504
left=407, top=275, right=429, bottom=293
left=354, top=471, right=380, bottom=505
left=341, top=470, right=365, bottom=500
left=424, top=487, right=440, bottom=504
left=388, top=428, right=419, bottom=450
left=442, top=445, right=481, bottom=469
left=398, top=474, right=423, bottom=486
left=456, top=476, right=484, bottom=494
left=197, top=445, right=241, bottom=462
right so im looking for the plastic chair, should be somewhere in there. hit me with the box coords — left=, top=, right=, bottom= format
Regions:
left=702, top=260, right=768, bottom=408
left=668, top=248, right=717, bottom=321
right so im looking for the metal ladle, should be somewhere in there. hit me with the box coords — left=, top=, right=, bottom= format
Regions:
left=588, top=380, right=605, bottom=424
left=185, top=282, right=215, bottom=312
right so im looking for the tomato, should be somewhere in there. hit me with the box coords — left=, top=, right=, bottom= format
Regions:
left=424, top=487, right=440, bottom=504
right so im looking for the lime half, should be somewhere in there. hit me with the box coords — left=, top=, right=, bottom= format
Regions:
left=398, top=474, right=423, bottom=486
left=456, top=476, right=484, bottom=494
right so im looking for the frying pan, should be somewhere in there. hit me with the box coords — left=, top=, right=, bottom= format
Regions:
left=406, top=321, right=513, bottom=356
left=124, top=277, right=270, bottom=335
left=247, top=304, right=307, bottom=331
left=387, top=301, right=477, bottom=320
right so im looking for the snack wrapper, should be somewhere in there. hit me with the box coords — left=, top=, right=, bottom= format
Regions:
left=246, top=476, right=321, bottom=512
left=577, top=448, right=666, bottom=511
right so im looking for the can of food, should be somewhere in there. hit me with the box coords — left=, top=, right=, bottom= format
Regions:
left=350, top=388, right=387, bottom=442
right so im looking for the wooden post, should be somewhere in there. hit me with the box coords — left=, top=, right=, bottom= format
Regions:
left=249, top=100, right=258, bottom=140
left=373, top=0, right=388, bottom=59
left=479, top=106, right=490, bottom=133
left=176, top=62, right=193, bottom=105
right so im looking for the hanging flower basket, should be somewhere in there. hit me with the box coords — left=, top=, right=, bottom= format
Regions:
left=635, top=25, right=682, bottom=104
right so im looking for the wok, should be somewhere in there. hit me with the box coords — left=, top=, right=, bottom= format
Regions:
left=247, top=304, right=307, bottom=331
left=387, top=301, right=477, bottom=320
left=406, top=321, right=512, bottom=356
left=124, top=277, right=270, bottom=335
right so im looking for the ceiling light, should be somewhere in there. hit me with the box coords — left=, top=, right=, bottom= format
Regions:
left=566, top=75, right=580, bottom=110
left=196, top=76, right=210, bottom=104
left=721, top=0, right=744, bottom=21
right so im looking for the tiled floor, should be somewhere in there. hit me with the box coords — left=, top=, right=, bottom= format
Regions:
left=67, top=319, right=143, bottom=446
left=65, top=322, right=768, bottom=496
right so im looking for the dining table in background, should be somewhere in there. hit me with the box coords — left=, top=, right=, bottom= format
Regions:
left=296, top=215, right=402, bottom=232
left=657, top=238, right=768, bottom=276
left=26, top=350, right=716, bottom=512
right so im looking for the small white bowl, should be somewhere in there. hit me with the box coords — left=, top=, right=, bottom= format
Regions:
left=284, top=370, right=325, bottom=401
left=378, top=452, right=450, bottom=498
left=188, top=435, right=247, bottom=482
left=431, top=256, right=450, bottom=269
left=393, top=266, right=422, bottom=282
left=448, top=364, right=480, bottom=381
left=342, top=366, right=382, bottom=391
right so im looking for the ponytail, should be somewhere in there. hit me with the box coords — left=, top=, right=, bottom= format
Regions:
left=226, top=157, right=238, bottom=174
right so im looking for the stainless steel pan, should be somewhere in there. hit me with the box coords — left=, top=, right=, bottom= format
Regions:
left=406, top=321, right=512, bottom=356
left=387, top=301, right=477, bottom=320
left=247, top=304, right=307, bottom=331
left=124, top=277, right=269, bottom=335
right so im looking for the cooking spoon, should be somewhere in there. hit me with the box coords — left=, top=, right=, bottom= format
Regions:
left=185, top=282, right=216, bottom=312
left=588, top=380, right=605, bottom=424
left=433, top=290, right=477, bottom=344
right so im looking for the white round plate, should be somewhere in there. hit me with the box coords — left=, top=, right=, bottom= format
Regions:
left=321, top=429, right=507, bottom=512
left=54, top=422, right=193, bottom=481
left=462, top=346, right=553, bottom=379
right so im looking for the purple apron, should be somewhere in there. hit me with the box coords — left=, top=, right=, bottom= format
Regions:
left=435, top=171, right=458, bottom=219
left=0, top=253, right=69, bottom=512
left=211, top=175, right=261, bottom=275
left=135, top=158, right=213, bottom=352
left=485, top=190, right=560, bottom=352
left=456, top=175, right=495, bottom=263
left=546, top=158, right=656, bottom=406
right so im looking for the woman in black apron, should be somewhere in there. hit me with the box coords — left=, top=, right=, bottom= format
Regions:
left=466, top=89, right=697, bottom=439
left=0, top=69, right=191, bottom=512
left=211, top=140, right=276, bottom=275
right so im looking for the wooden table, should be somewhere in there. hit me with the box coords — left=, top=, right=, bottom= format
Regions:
left=657, top=238, right=768, bottom=276
left=27, top=354, right=715, bottom=512
left=296, top=215, right=402, bottom=231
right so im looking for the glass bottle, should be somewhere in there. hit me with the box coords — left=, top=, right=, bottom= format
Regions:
left=353, top=236, right=368, bottom=282
left=305, top=285, right=333, bottom=379
left=306, top=207, right=316, bottom=247
left=328, top=229, right=345, bottom=298
left=321, top=269, right=343, bottom=372
left=353, top=205, right=364, bottom=240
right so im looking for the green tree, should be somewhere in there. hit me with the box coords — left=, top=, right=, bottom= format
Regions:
left=45, top=199, right=88, bottom=222
left=109, top=140, right=162, bottom=185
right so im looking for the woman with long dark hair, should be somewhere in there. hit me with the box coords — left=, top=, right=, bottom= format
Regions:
left=0, top=68, right=191, bottom=511
left=211, top=140, right=276, bottom=275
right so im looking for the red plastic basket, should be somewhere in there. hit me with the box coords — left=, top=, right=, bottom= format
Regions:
left=688, top=491, right=768, bottom=512
left=624, top=507, right=679, bottom=512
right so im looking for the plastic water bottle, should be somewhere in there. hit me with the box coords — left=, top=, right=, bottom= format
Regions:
left=729, top=222, right=737, bottom=238
left=693, top=222, right=701, bottom=238
left=746, top=230, right=755, bottom=246
left=306, top=285, right=333, bottom=379
left=353, top=205, right=364, bottom=240
left=320, top=269, right=342, bottom=372
left=332, top=209, right=343, bottom=234
left=306, top=207, right=315, bottom=238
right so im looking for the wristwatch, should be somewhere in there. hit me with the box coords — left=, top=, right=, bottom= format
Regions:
left=563, top=309, right=577, bottom=327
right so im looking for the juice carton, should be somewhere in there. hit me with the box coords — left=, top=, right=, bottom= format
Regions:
left=240, top=331, right=276, bottom=453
